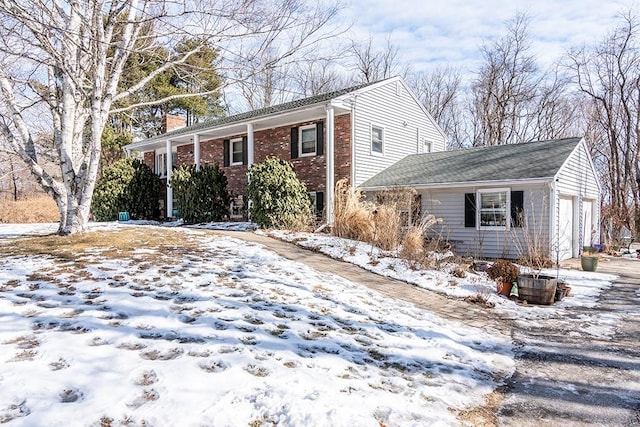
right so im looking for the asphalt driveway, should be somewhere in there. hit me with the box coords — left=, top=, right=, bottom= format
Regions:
left=216, top=230, right=640, bottom=426
left=499, top=256, right=640, bottom=426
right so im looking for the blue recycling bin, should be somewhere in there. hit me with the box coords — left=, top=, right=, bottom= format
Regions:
left=118, top=212, right=130, bottom=221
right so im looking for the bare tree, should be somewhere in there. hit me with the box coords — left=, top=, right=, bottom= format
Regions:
left=290, top=58, right=349, bottom=97
left=528, top=66, right=582, bottom=141
left=470, top=13, right=540, bottom=146
left=350, top=35, right=409, bottom=84
left=567, top=10, right=640, bottom=238
left=0, top=0, right=341, bottom=234
left=408, top=67, right=464, bottom=148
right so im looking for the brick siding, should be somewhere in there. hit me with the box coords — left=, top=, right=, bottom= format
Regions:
left=153, top=113, right=352, bottom=201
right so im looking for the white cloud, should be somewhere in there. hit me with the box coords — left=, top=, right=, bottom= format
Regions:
left=339, top=0, right=633, bottom=75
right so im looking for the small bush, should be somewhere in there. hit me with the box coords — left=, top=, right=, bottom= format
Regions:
left=170, top=164, right=230, bottom=224
left=487, top=259, right=519, bottom=283
left=246, top=157, right=313, bottom=230
left=92, top=158, right=161, bottom=221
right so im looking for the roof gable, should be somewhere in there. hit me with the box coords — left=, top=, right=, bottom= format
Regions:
left=360, top=137, right=583, bottom=189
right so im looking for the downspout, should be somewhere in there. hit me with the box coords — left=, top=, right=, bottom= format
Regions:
left=350, top=96, right=357, bottom=186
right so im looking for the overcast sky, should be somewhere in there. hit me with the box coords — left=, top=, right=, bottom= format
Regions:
left=340, top=0, right=634, bottom=75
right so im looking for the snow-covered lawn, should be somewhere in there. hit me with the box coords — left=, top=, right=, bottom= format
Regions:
left=0, top=223, right=513, bottom=426
left=265, top=230, right=618, bottom=324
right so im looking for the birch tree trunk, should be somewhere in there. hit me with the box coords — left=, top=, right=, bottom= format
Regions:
left=0, top=0, right=341, bottom=234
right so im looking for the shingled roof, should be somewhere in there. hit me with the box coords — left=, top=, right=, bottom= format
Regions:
left=135, top=80, right=375, bottom=145
left=360, top=137, right=583, bottom=189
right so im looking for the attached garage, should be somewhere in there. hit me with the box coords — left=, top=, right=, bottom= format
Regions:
left=360, top=137, right=602, bottom=261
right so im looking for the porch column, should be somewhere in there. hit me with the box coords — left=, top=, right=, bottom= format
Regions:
left=166, top=139, right=173, bottom=218
left=247, top=123, right=255, bottom=166
left=325, top=105, right=335, bottom=225
left=193, top=134, right=200, bottom=171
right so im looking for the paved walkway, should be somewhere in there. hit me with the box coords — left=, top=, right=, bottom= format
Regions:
left=213, top=230, right=640, bottom=426
left=214, top=230, right=513, bottom=333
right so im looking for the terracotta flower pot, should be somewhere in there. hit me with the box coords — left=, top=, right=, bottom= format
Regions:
left=496, top=281, right=513, bottom=296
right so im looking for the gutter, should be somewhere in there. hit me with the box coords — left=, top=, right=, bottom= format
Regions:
left=359, top=177, right=552, bottom=192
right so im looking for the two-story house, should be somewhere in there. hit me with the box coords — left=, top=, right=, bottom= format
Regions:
left=124, top=76, right=448, bottom=223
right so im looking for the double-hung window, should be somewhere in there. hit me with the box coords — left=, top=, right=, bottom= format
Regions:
left=478, top=189, right=509, bottom=228
left=230, top=138, right=243, bottom=166
left=300, top=125, right=317, bottom=156
left=371, top=126, right=384, bottom=154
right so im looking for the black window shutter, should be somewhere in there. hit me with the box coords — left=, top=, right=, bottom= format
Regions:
left=290, top=127, right=299, bottom=159
left=316, top=192, right=324, bottom=217
left=511, top=190, right=524, bottom=227
left=316, top=121, right=324, bottom=156
left=464, top=193, right=476, bottom=228
left=242, top=136, right=248, bottom=165
left=223, top=139, right=230, bottom=167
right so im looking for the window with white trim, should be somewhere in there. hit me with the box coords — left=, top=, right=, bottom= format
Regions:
left=478, top=189, right=509, bottom=228
left=230, top=138, right=243, bottom=166
left=423, top=140, right=432, bottom=153
left=371, top=126, right=384, bottom=154
left=155, top=150, right=177, bottom=177
left=299, top=125, right=317, bottom=156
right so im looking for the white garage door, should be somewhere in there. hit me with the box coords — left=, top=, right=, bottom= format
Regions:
left=558, top=197, right=574, bottom=260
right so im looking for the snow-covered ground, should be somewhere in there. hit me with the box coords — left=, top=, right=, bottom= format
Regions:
left=266, top=230, right=618, bottom=324
left=0, top=223, right=514, bottom=426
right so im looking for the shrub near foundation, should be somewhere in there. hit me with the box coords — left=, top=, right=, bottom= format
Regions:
left=92, top=158, right=161, bottom=221
left=246, top=157, right=313, bottom=230
left=170, top=164, right=230, bottom=224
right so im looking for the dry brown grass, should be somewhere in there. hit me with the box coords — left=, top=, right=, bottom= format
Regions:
left=457, top=390, right=504, bottom=426
left=333, top=179, right=422, bottom=251
left=333, top=179, right=375, bottom=243
left=0, top=196, right=59, bottom=224
left=400, top=225, right=425, bottom=262
left=0, top=228, right=196, bottom=260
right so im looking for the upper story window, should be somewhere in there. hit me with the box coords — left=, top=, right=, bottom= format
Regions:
left=423, top=140, right=432, bottom=153
left=371, top=126, right=384, bottom=154
left=300, top=125, right=317, bottom=156
left=478, top=189, right=509, bottom=228
left=231, top=138, right=243, bottom=166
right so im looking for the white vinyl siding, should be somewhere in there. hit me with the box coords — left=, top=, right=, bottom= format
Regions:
left=352, top=79, right=447, bottom=186
left=419, top=185, right=550, bottom=260
left=553, top=141, right=601, bottom=255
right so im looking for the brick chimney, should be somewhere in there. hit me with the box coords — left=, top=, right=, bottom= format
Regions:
left=162, top=114, right=186, bottom=133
